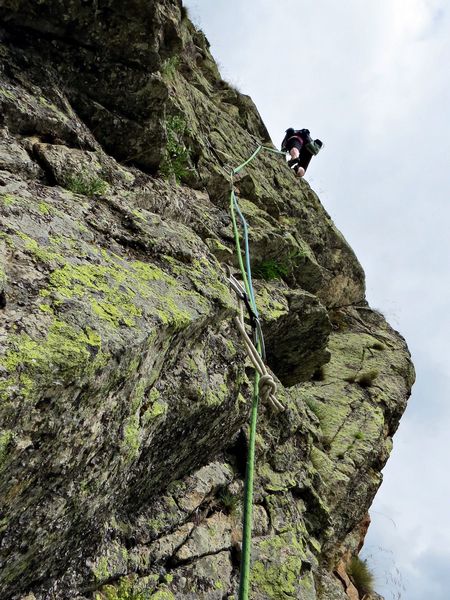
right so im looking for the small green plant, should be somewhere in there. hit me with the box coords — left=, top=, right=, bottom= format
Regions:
left=356, top=369, right=379, bottom=388
left=345, top=369, right=379, bottom=388
left=160, top=115, right=191, bottom=183
left=347, top=556, right=374, bottom=596
left=218, top=489, right=240, bottom=516
left=66, top=172, right=109, bottom=197
left=161, top=56, right=179, bottom=78
left=288, top=246, right=307, bottom=261
left=354, top=431, right=365, bottom=440
left=253, top=258, right=289, bottom=281
left=363, top=545, right=404, bottom=599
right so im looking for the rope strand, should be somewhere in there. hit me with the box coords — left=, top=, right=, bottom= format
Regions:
left=228, top=144, right=286, bottom=600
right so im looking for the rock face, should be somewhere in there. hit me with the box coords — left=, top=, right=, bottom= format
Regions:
left=0, top=2, right=414, bottom=599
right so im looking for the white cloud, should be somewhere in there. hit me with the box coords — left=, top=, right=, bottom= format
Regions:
left=365, top=405, right=450, bottom=599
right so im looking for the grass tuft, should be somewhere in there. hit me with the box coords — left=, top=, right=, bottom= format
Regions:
left=253, top=259, right=289, bottom=281
left=160, top=115, right=191, bottom=183
left=218, top=489, right=240, bottom=516
left=66, top=172, right=109, bottom=197
left=356, top=370, right=379, bottom=388
left=345, top=369, right=379, bottom=388
left=347, top=556, right=374, bottom=596
left=161, top=56, right=179, bottom=78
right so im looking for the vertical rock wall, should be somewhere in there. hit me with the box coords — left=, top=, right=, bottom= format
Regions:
left=0, top=1, right=414, bottom=598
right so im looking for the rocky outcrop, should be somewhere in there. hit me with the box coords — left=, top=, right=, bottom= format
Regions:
left=0, top=1, right=414, bottom=599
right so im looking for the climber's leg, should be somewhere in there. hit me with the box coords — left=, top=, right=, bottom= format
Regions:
left=297, top=146, right=313, bottom=174
left=289, top=147, right=300, bottom=160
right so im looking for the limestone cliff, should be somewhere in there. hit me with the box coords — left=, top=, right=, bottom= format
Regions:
left=0, top=2, right=414, bottom=599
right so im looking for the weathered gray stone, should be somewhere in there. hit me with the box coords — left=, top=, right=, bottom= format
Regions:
left=176, top=513, right=232, bottom=561
left=147, top=523, right=195, bottom=564
left=172, top=551, right=234, bottom=599
left=317, top=569, right=351, bottom=600
left=175, top=461, right=234, bottom=513
left=263, top=289, right=331, bottom=386
left=0, top=129, right=43, bottom=179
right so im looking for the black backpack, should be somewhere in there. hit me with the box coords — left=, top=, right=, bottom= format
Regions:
left=281, top=128, right=295, bottom=151
left=281, top=128, right=312, bottom=152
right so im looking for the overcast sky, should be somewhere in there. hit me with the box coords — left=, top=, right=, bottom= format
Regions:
left=183, top=1, right=450, bottom=598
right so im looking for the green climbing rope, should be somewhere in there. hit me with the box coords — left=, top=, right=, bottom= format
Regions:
left=233, top=145, right=263, bottom=175
left=230, top=187, right=252, bottom=300
left=229, top=144, right=285, bottom=600
left=239, top=369, right=260, bottom=599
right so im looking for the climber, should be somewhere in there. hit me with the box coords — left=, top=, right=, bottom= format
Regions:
left=281, top=128, right=323, bottom=177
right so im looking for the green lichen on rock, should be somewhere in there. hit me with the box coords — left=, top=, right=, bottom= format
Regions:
left=38, top=96, right=69, bottom=122
left=95, top=574, right=161, bottom=600
left=0, top=265, right=6, bottom=290
left=17, top=232, right=65, bottom=265
left=0, top=237, right=7, bottom=306
left=255, top=283, right=288, bottom=321
left=149, top=590, right=175, bottom=600
left=28, top=244, right=213, bottom=332
left=122, top=414, right=141, bottom=461
left=38, top=201, right=52, bottom=215
left=1, top=193, right=16, bottom=206
left=251, top=530, right=309, bottom=599
left=0, top=320, right=104, bottom=401
left=0, top=430, right=13, bottom=470
left=92, top=542, right=130, bottom=585
left=142, top=388, right=168, bottom=424
left=258, top=462, right=297, bottom=493
left=48, top=262, right=143, bottom=328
